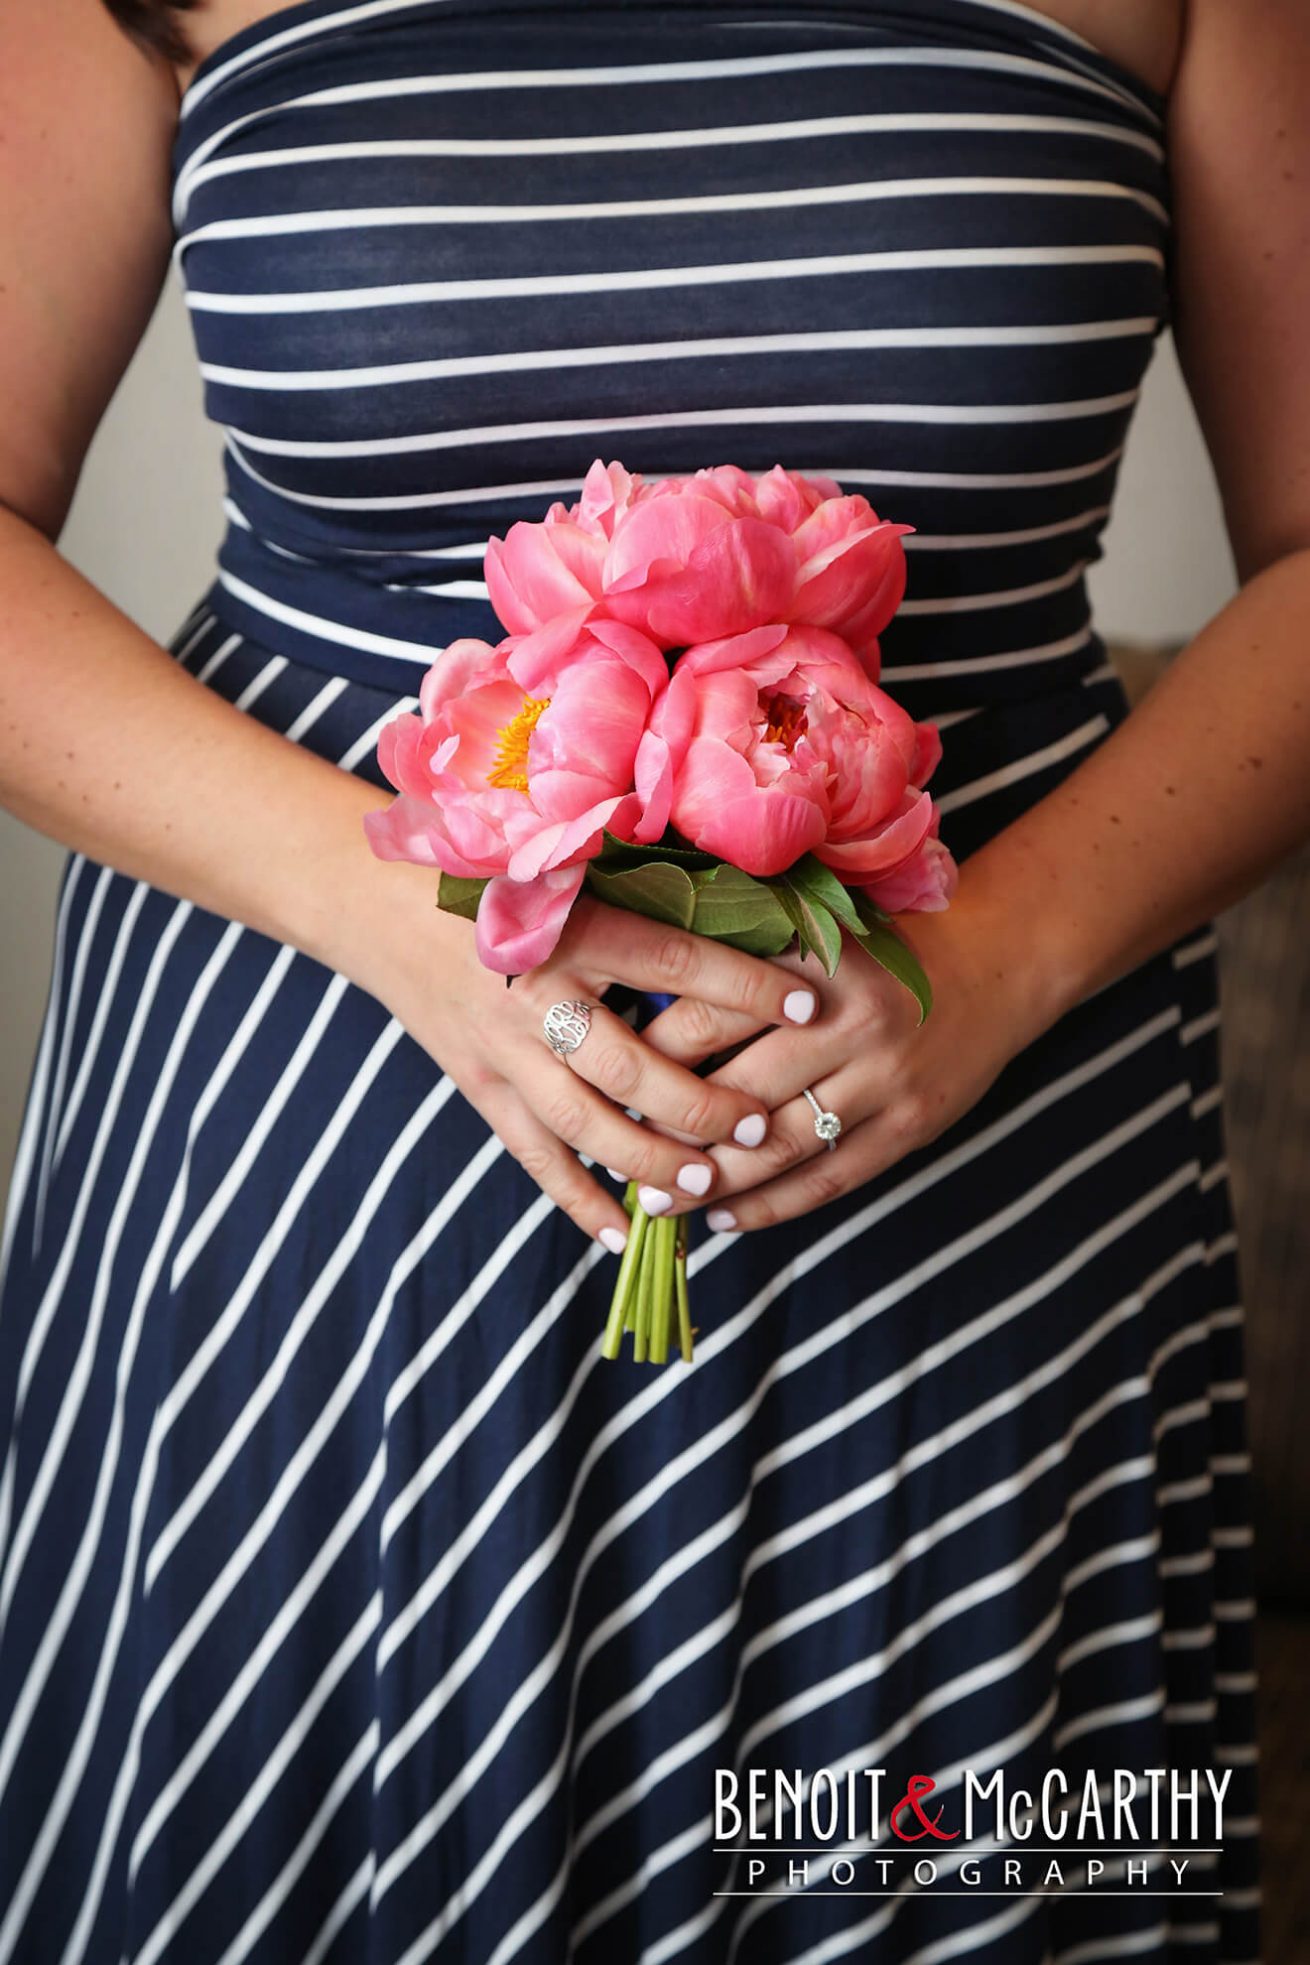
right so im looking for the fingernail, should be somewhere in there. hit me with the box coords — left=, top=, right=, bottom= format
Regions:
left=733, top=1112, right=767, bottom=1148
left=637, top=1185, right=673, bottom=1216
left=784, top=989, right=817, bottom=1025
left=677, top=1162, right=713, bottom=1197
left=707, top=1207, right=737, bottom=1233
left=605, top=1167, right=625, bottom=1182
left=599, top=1225, right=628, bottom=1255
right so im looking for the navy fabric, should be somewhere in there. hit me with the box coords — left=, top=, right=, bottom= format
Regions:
left=0, top=3, right=1261, bottom=1961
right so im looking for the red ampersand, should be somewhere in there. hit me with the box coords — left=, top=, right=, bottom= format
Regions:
left=890, top=1774, right=960, bottom=1842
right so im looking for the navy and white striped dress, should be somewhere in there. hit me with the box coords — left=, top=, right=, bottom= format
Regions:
left=0, top=2, right=1263, bottom=1959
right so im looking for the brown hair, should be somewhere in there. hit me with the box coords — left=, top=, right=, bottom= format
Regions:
left=101, top=0, right=201, bottom=65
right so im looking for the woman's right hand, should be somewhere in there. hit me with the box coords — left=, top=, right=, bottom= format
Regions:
left=359, top=875, right=820, bottom=1251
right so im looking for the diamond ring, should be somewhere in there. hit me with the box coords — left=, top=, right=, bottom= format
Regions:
left=542, top=1000, right=594, bottom=1058
left=801, top=1085, right=842, bottom=1151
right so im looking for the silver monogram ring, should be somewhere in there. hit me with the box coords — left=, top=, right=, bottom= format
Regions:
left=801, top=1085, right=842, bottom=1151
left=543, top=999, right=594, bottom=1058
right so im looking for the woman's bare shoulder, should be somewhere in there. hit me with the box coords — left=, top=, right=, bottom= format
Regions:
left=0, top=0, right=180, bottom=536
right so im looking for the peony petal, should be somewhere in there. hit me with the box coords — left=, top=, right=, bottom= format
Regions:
left=474, top=863, right=587, bottom=974
left=814, top=789, right=934, bottom=879
left=861, top=832, right=959, bottom=914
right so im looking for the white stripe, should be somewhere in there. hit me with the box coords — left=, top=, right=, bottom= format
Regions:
left=906, top=506, right=1112, bottom=550
left=223, top=445, right=1128, bottom=515
left=1181, top=1008, right=1221, bottom=1045
left=880, top=625, right=1093, bottom=680
left=337, top=695, right=420, bottom=771
left=897, top=558, right=1090, bottom=615
left=301, top=1858, right=374, bottom=1965
left=1159, top=1550, right=1214, bottom=1580
left=184, top=112, right=1162, bottom=196
left=201, top=320, right=1155, bottom=393
left=228, top=389, right=1141, bottom=460
left=167, top=974, right=350, bottom=1288
left=1058, top=1611, right=1162, bottom=1672
left=214, top=1721, right=379, bottom=1965
left=1172, top=930, right=1218, bottom=968
left=936, top=714, right=1108, bottom=813
left=195, top=629, right=245, bottom=685
left=187, top=244, right=1163, bottom=314
left=174, top=41, right=1161, bottom=221
left=31, top=866, right=111, bottom=1252
left=180, top=175, right=1166, bottom=256
left=217, top=569, right=440, bottom=662
left=5, top=859, right=85, bottom=1273
left=49, top=883, right=149, bottom=1172
left=285, top=673, right=350, bottom=739
left=1056, top=1928, right=1171, bottom=1962
left=178, top=0, right=449, bottom=115
left=1053, top=1688, right=1165, bottom=1750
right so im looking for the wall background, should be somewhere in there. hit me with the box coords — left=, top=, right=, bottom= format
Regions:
left=0, top=275, right=1238, bottom=1191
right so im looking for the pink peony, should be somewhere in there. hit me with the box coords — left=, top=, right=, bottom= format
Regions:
left=364, top=616, right=667, bottom=970
left=861, top=820, right=959, bottom=915
left=640, top=622, right=945, bottom=881
left=483, top=459, right=912, bottom=659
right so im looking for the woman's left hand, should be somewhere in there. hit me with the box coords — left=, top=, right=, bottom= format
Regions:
left=638, top=879, right=1063, bottom=1231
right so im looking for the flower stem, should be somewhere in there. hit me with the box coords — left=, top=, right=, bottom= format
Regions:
left=675, top=1217, right=693, bottom=1362
left=601, top=1196, right=648, bottom=1360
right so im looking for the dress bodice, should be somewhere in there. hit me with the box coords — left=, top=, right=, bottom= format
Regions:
left=169, top=0, right=1171, bottom=716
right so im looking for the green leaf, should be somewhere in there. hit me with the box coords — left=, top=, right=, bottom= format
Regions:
left=851, top=888, right=893, bottom=930
left=770, top=883, right=843, bottom=977
left=585, top=858, right=698, bottom=929
left=437, top=872, right=489, bottom=922
left=780, top=854, right=866, bottom=938
left=595, top=829, right=716, bottom=872
left=687, top=864, right=796, bottom=955
left=850, top=917, right=934, bottom=1024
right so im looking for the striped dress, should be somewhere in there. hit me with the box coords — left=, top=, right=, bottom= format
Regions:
left=0, top=2, right=1263, bottom=1960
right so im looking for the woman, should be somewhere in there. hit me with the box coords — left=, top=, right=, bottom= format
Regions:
left=0, top=0, right=1300, bottom=1957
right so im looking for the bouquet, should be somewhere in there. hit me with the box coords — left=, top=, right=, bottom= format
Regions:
left=365, top=460, right=957, bottom=1363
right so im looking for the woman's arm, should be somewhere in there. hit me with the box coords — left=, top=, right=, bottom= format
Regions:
left=957, top=0, right=1310, bottom=1027
left=641, top=0, right=1310, bottom=1229
left=0, top=0, right=807, bottom=1247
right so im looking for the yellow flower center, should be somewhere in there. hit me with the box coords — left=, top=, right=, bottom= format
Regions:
left=486, top=693, right=550, bottom=792
left=761, top=692, right=808, bottom=752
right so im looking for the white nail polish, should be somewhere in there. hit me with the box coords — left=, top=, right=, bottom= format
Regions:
left=733, top=1112, right=767, bottom=1148
left=677, top=1163, right=712, bottom=1197
left=599, top=1225, right=628, bottom=1255
left=783, top=989, right=817, bottom=1025
left=605, top=1167, right=625, bottom=1182
left=638, top=1185, right=673, bottom=1216
left=707, top=1207, right=737, bottom=1233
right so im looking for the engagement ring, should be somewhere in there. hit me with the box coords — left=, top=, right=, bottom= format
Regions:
left=801, top=1085, right=842, bottom=1150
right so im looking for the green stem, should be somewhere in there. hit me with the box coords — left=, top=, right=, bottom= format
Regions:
left=675, top=1217, right=694, bottom=1363
left=649, top=1217, right=674, bottom=1363
left=601, top=1199, right=649, bottom=1361
left=634, top=1209, right=662, bottom=1363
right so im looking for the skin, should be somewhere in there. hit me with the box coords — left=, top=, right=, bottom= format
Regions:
left=1, top=0, right=1308, bottom=1254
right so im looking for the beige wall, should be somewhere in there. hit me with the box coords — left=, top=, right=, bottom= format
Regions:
left=0, top=280, right=1237, bottom=1195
